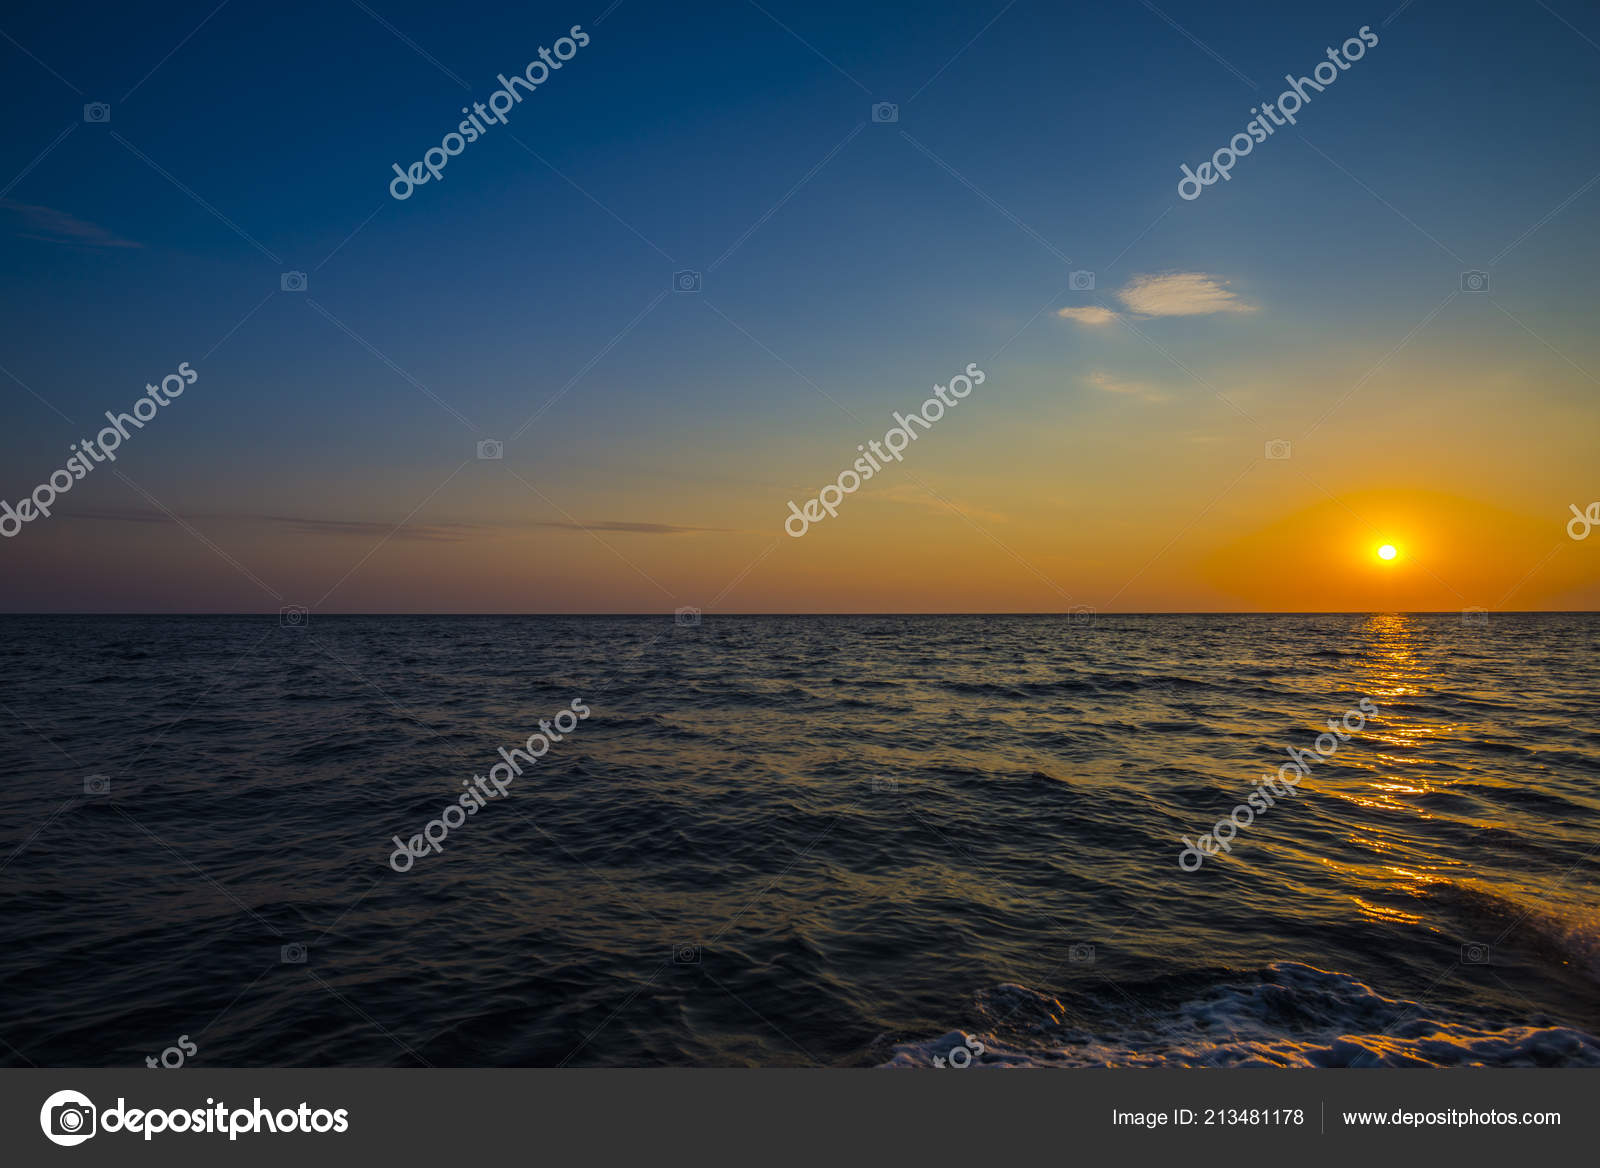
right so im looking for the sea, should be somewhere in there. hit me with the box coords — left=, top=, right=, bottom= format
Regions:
left=1, top=612, right=1596, bottom=1067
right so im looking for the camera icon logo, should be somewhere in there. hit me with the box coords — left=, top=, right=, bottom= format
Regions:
left=1068, top=943, right=1096, bottom=965
left=476, top=438, right=503, bottom=460
left=280, top=605, right=308, bottom=628
left=673, top=269, right=702, bottom=292
left=1068, top=604, right=1096, bottom=628
left=1462, top=606, right=1490, bottom=627
left=675, top=606, right=701, bottom=627
left=1461, top=942, right=1491, bottom=964
left=280, top=271, right=308, bottom=293
left=1265, top=439, right=1292, bottom=460
left=673, top=943, right=702, bottom=965
left=1460, top=270, right=1490, bottom=293
left=40, top=1090, right=97, bottom=1146
left=871, top=776, right=897, bottom=794
left=83, top=774, right=111, bottom=796
left=281, top=942, right=308, bottom=964
left=83, top=102, right=111, bottom=124
left=871, top=102, right=899, bottom=123
left=1068, top=270, right=1095, bottom=292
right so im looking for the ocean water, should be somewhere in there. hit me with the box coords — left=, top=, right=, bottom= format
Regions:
left=1, top=612, right=1597, bottom=1068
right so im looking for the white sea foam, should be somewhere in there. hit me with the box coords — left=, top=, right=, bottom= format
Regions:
left=882, top=962, right=1600, bottom=1068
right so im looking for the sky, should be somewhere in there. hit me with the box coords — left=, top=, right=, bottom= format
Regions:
left=1, top=0, right=1596, bottom=613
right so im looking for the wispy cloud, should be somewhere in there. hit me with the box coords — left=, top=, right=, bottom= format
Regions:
left=1, top=201, right=140, bottom=249
left=1057, top=271, right=1257, bottom=326
left=870, top=483, right=1009, bottom=524
left=62, top=507, right=477, bottom=541
left=267, top=516, right=477, bottom=541
left=1056, top=305, right=1119, bottom=325
left=1116, top=272, right=1256, bottom=317
left=61, top=507, right=727, bottom=538
left=530, top=520, right=731, bottom=534
left=1085, top=370, right=1169, bottom=403
left=60, top=507, right=173, bottom=525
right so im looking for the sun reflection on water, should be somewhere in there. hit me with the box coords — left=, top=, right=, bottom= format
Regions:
left=1338, top=614, right=1458, bottom=916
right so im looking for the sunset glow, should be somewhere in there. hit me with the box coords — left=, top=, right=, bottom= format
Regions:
left=4, top=0, right=1600, bottom=1123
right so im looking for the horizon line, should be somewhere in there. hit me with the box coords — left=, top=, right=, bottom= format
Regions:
left=3, top=610, right=1596, bottom=618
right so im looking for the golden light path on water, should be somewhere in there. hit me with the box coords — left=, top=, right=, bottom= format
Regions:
left=1316, top=615, right=1593, bottom=948
left=1340, top=613, right=1459, bottom=925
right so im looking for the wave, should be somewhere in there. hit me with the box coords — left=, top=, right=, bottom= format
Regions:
left=882, top=963, right=1600, bottom=1068
left=1429, top=881, right=1600, bottom=982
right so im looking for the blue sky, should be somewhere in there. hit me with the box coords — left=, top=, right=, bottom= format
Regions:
left=2, top=0, right=1597, bottom=611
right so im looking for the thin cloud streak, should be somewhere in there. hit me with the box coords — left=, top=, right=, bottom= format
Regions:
left=57, top=507, right=729, bottom=539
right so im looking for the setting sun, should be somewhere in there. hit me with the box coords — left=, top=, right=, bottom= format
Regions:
left=1378, top=544, right=1398, bottom=561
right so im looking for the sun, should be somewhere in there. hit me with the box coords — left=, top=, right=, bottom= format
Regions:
left=1377, top=544, right=1398, bottom=561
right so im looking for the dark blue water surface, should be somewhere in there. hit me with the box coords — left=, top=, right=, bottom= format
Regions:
left=1, top=613, right=1597, bottom=1067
